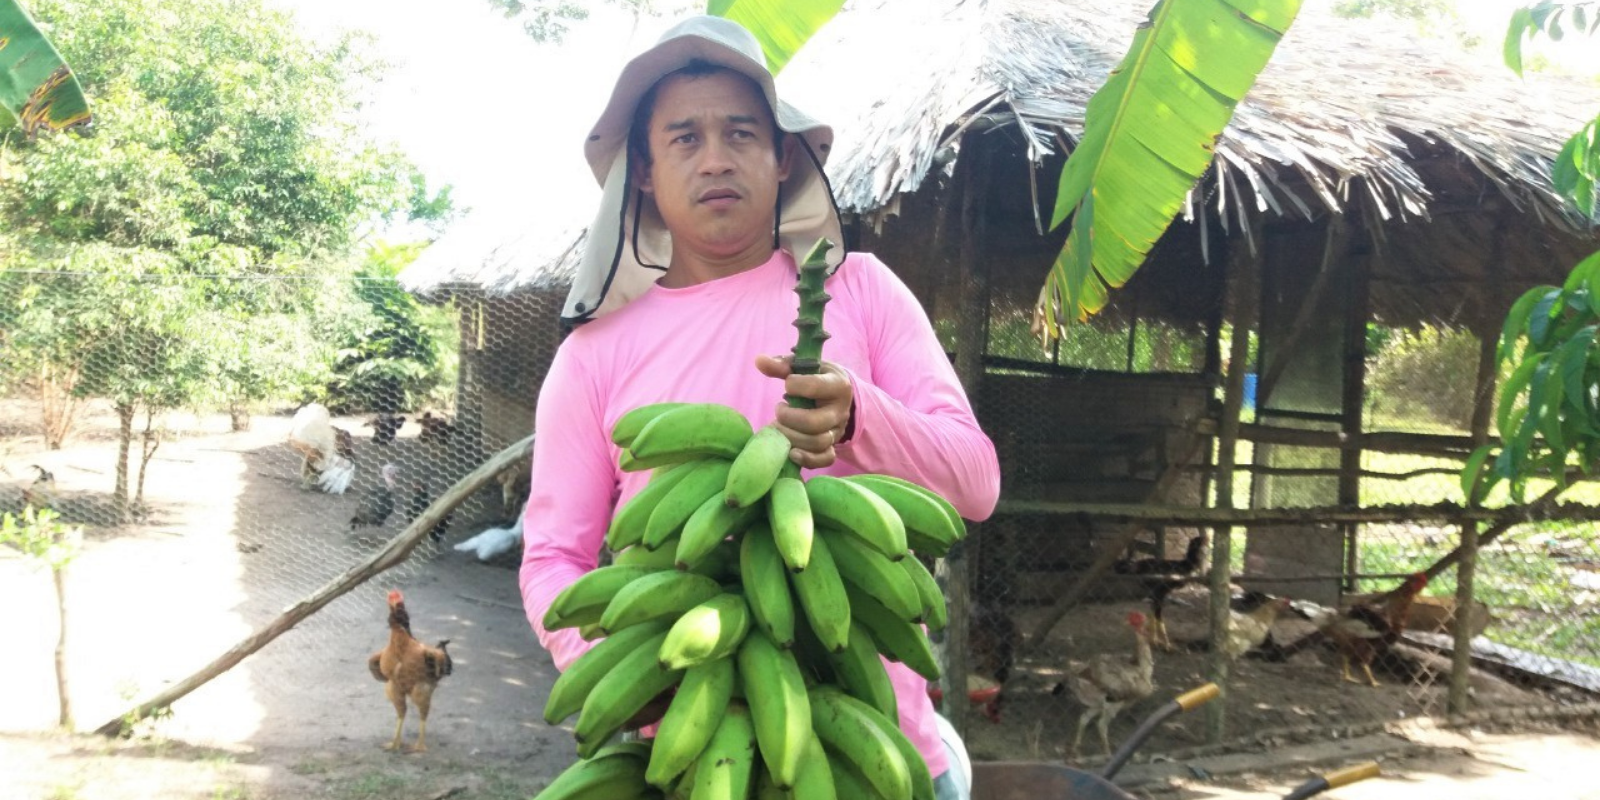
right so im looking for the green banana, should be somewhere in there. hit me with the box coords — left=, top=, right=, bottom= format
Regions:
left=737, top=628, right=811, bottom=790
left=612, top=402, right=693, bottom=448
left=544, top=565, right=658, bottom=630
left=820, top=527, right=924, bottom=623
left=753, top=766, right=788, bottom=800
left=789, top=532, right=852, bottom=653
left=675, top=489, right=762, bottom=570
left=787, top=733, right=838, bottom=800
left=766, top=474, right=814, bottom=572
left=608, top=463, right=696, bottom=550
left=810, top=686, right=912, bottom=800
left=613, top=543, right=680, bottom=571
left=739, top=523, right=796, bottom=648
left=531, top=741, right=656, bottom=800
left=627, top=404, right=754, bottom=469
left=658, top=593, right=752, bottom=670
left=804, top=475, right=907, bottom=560
left=825, top=749, right=884, bottom=800
left=644, top=460, right=734, bottom=550
left=898, top=555, right=947, bottom=631
left=824, top=621, right=899, bottom=723
left=574, top=628, right=683, bottom=757
left=688, top=701, right=759, bottom=800
left=544, top=620, right=673, bottom=725
left=843, top=474, right=964, bottom=554
left=667, top=758, right=698, bottom=800
left=867, top=702, right=935, bottom=800
left=600, top=570, right=724, bottom=634
left=845, top=584, right=941, bottom=682
left=724, top=425, right=794, bottom=508
left=646, top=657, right=735, bottom=788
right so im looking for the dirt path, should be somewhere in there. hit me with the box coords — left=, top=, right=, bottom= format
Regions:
left=1, top=403, right=573, bottom=799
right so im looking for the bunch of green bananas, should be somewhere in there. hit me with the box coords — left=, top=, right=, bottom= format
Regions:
left=534, top=400, right=967, bottom=800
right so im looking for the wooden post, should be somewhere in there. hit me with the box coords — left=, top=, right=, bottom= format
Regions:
left=1450, top=311, right=1499, bottom=713
left=94, top=435, right=535, bottom=737
left=943, top=138, right=992, bottom=738
left=1206, top=226, right=1257, bottom=743
left=1339, top=239, right=1370, bottom=593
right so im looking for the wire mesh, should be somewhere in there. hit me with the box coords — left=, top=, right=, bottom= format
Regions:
left=3, top=260, right=1596, bottom=765
left=935, top=280, right=1600, bottom=765
left=0, top=268, right=559, bottom=745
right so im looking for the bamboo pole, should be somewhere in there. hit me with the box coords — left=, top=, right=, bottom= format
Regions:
left=1207, top=226, right=1258, bottom=743
left=94, top=434, right=535, bottom=737
left=942, top=138, right=991, bottom=737
left=1450, top=327, right=1497, bottom=714
left=1339, top=241, right=1370, bottom=593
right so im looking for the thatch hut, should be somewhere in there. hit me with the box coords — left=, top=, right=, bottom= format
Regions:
left=403, top=0, right=1599, bottom=604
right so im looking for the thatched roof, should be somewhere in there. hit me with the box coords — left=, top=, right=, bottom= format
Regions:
left=400, top=217, right=584, bottom=299
left=404, top=0, right=1599, bottom=300
left=786, top=0, right=1596, bottom=236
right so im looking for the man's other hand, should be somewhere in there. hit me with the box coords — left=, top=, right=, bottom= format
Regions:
left=755, top=354, right=854, bottom=470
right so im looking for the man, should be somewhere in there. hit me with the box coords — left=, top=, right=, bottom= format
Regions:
left=520, top=15, right=1000, bottom=798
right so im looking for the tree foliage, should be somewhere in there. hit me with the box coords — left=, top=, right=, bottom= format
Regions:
left=0, top=0, right=451, bottom=509
left=1463, top=5, right=1600, bottom=504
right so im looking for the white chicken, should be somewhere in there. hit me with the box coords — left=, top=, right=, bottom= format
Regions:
left=288, top=403, right=356, bottom=495
left=454, top=499, right=525, bottom=561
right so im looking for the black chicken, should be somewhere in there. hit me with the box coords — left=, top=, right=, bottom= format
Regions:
left=1113, top=533, right=1207, bottom=651
left=350, top=463, right=399, bottom=532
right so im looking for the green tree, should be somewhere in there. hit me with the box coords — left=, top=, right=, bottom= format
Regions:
left=0, top=0, right=447, bottom=518
left=325, top=241, right=459, bottom=413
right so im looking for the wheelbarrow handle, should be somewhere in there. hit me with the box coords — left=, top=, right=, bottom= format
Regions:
left=1173, top=683, right=1221, bottom=712
left=1281, top=761, right=1381, bottom=800
left=1100, top=683, right=1220, bottom=781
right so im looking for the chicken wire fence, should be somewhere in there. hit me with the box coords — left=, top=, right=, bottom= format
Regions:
left=0, top=268, right=554, bottom=741
left=929, top=281, right=1600, bottom=764
left=4, top=264, right=1598, bottom=759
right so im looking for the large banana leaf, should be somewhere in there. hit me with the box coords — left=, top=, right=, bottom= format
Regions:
left=1038, top=0, right=1301, bottom=336
left=707, top=0, right=844, bottom=74
left=0, top=0, right=90, bottom=136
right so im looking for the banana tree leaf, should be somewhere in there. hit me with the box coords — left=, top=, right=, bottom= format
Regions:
left=0, top=0, right=91, bottom=136
left=707, top=0, right=844, bottom=74
left=1038, top=0, right=1301, bottom=332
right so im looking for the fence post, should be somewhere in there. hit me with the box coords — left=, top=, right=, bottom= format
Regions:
left=1450, top=325, right=1497, bottom=713
left=942, top=135, right=992, bottom=738
left=1206, top=225, right=1258, bottom=743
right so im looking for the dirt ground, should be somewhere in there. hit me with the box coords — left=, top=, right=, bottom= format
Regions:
left=3, top=399, right=1600, bottom=800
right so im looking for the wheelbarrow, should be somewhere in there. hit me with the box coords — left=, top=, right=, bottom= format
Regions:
left=970, top=683, right=1380, bottom=800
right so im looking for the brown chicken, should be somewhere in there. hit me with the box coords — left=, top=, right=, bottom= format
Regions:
left=1051, top=611, right=1155, bottom=757
left=368, top=590, right=453, bottom=751
left=1313, top=572, right=1428, bottom=687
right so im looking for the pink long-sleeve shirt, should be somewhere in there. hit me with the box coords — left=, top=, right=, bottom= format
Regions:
left=519, top=249, right=1000, bottom=780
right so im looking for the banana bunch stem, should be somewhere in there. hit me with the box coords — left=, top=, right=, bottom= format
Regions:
left=786, top=238, right=835, bottom=410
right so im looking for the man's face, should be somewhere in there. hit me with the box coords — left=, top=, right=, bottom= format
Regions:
left=638, top=71, right=792, bottom=265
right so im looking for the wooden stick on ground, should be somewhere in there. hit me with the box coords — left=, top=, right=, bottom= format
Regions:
left=93, top=434, right=535, bottom=737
